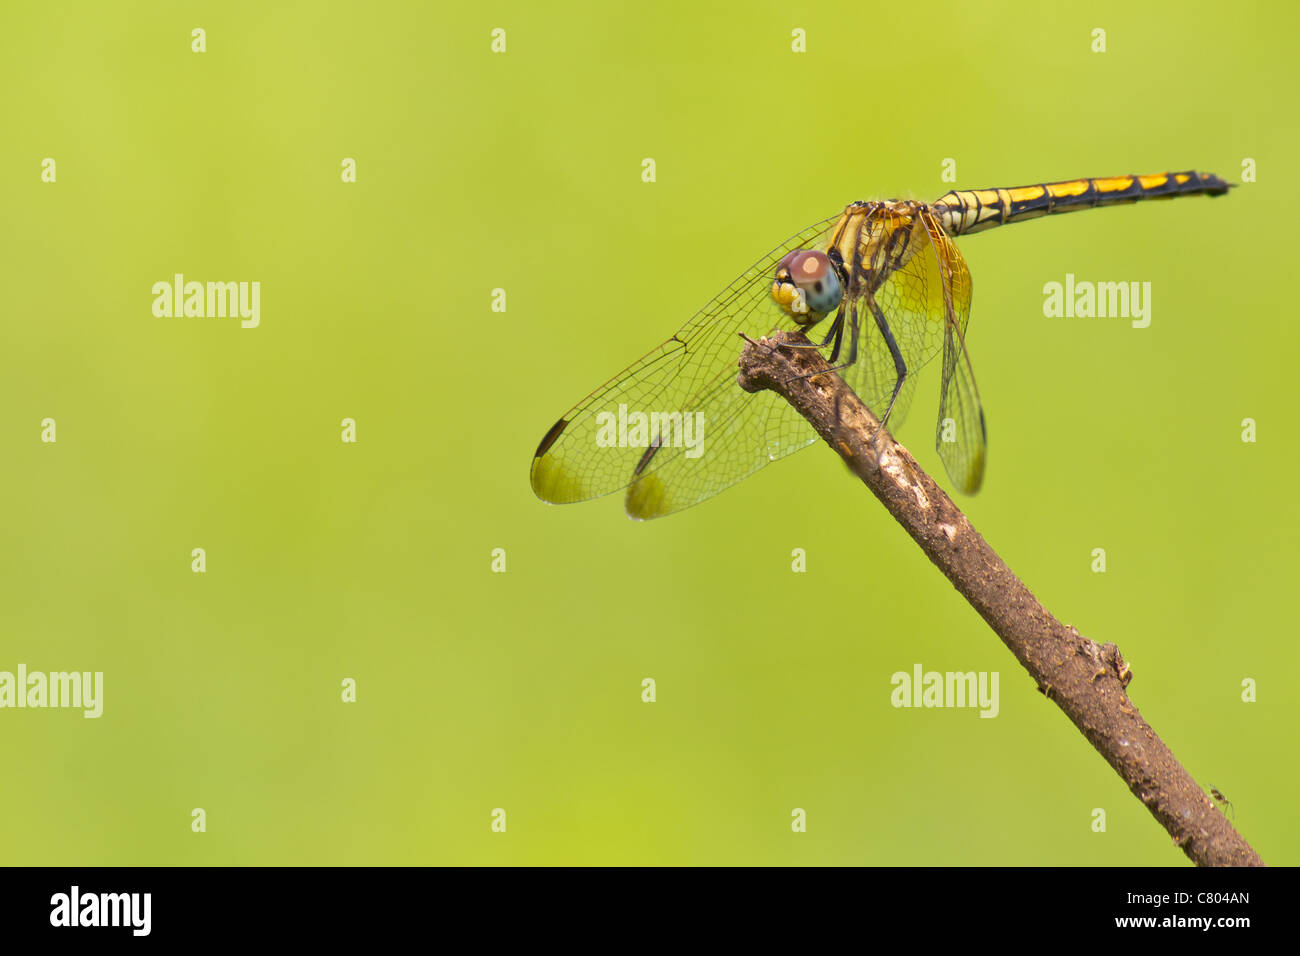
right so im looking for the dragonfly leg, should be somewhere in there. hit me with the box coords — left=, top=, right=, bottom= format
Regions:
left=779, top=309, right=844, bottom=351
left=780, top=303, right=853, bottom=386
left=827, top=311, right=846, bottom=364
left=833, top=304, right=862, bottom=433
left=846, top=299, right=860, bottom=366
left=823, top=302, right=888, bottom=465
left=866, top=293, right=908, bottom=429
left=784, top=299, right=865, bottom=388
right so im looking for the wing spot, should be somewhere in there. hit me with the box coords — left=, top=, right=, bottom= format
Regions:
left=534, top=418, right=569, bottom=458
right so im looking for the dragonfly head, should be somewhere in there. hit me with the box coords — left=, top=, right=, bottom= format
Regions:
left=771, top=249, right=843, bottom=325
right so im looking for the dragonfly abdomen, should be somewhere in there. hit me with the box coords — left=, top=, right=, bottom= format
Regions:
left=933, top=170, right=1231, bottom=236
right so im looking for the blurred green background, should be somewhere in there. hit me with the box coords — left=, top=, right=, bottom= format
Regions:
left=1, top=0, right=1293, bottom=865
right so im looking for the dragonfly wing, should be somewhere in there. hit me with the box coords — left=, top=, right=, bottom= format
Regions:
left=920, top=209, right=986, bottom=493
left=531, top=215, right=840, bottom=513
left=623, top=371, right=818, bottom=519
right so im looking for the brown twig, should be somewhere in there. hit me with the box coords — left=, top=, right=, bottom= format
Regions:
left=737, top=330, right=1263, bottom=867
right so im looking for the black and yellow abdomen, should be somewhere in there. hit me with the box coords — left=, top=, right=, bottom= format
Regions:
left=933, top=170, right=1231, bottom=236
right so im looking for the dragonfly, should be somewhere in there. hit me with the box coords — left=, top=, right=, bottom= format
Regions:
left=531, top=171, right=1231, bottom=519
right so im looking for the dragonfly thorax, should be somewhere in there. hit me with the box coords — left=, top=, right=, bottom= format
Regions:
left=771, top=249, right=844, bottom=325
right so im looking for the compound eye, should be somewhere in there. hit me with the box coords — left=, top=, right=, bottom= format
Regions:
left=776, top=249, right=801, bottom=279
left=780, top=249, right=842, bottom=314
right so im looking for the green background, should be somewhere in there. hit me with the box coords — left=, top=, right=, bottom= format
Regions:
left=1, top=0, right=1293, bottom=865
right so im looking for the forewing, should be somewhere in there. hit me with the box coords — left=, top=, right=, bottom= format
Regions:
left=531, top=215, right=840, bottom=513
